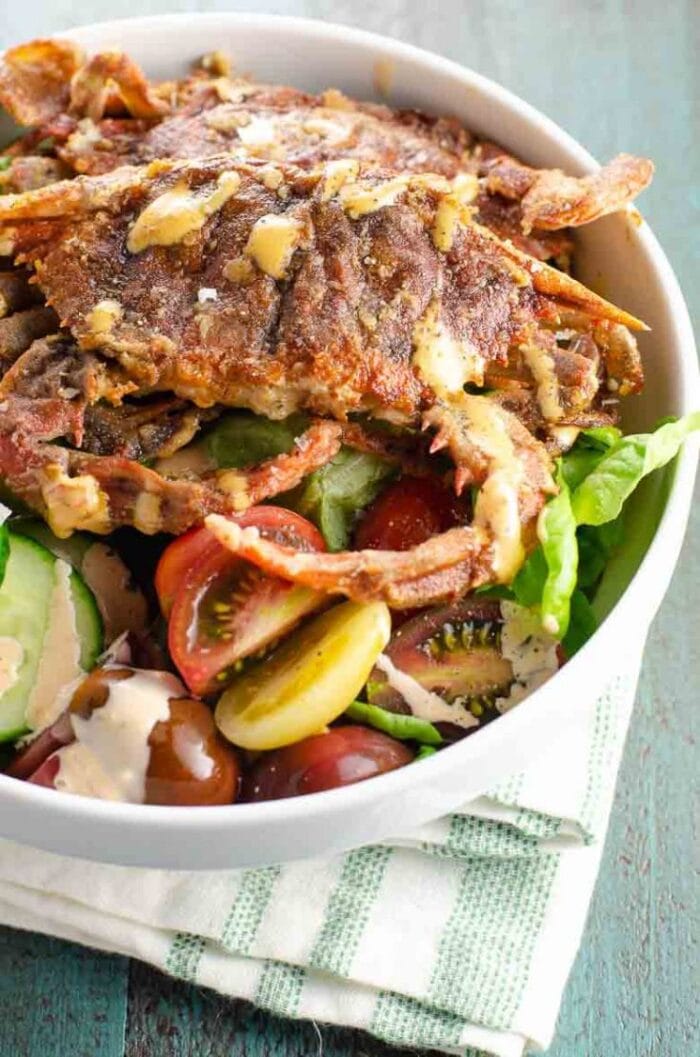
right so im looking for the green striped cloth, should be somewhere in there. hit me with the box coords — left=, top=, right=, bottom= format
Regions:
left=0, top=666, right=638, bottom=1056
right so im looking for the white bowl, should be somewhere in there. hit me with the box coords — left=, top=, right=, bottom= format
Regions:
left=0, top=14, right=697, bottom=869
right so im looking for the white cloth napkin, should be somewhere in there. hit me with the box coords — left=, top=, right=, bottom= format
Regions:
left=0, top=663, right=639, bottom=1057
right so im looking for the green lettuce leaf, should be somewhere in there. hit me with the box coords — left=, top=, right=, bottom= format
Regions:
left=562, top=589, right=598, bottom=657
left=505, top=413, right=697, bottom=643
left=290, top=448, right=395, bottom=551
left=577, top=425, right=623, bottom=450
left=345, top=699, right=443, bottom=746
left=576, top=519, right=624, bottom=590
left=559, top=426, right=620, bottom=490
left=415, top=745, right=439, bottom=761
left=571, top=412, right=700, bottom=526
left=0, top=157, right=11, bottom=173
left=0, top=525, right=8, bottom=589
left=206, top=411, right=309, bottom=469
left=511, top=546, right=547, bottom=608
left=537, top=462, right=578, bottom=637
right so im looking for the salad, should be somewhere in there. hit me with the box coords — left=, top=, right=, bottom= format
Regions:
left=0, top=38, right=697, bottom=807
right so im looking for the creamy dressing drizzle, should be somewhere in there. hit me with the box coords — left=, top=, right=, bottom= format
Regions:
left=55, top=669, right=185, bottom=803
left=431, top=173, right=479, bottom=252
left=374, top=654, right=478, bottom=730
left=84, top=298, right=123, bottom=337
left=244, top=214, right=304, bottom=279
left=25, top=560, right=83, bottom=732
left=127, top=171, right=241, bottom=253
left=319, top=158, right=360, bottom=202
left=338, top=174, right=411, bottom=218
left=39, top=466, right=111, bottom=538
left=173, top=725, right=215, bottom=781
left=0, top=636, right=23, bottom=696
left=495, top=601, right=559, bottom=713
left=458, top=395, right=525, bottom=581
left=412, top=298, right=484, bottom=390
left=521, top=342, right=563, bottom=422
left=236, top=116, right=278, bottom=149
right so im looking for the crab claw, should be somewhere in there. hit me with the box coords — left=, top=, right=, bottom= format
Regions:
left=454, top=465, right=473, bottom=496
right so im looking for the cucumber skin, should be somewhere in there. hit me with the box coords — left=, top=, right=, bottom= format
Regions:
left=70, top=569, right=103, bottom=672
left=12, top=519, right=148, bottom=641
left=0, top=533, right=103, bottom=743
left=0, top=534, right=56, bottom=742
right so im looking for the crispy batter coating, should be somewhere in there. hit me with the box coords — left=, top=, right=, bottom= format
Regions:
left=479, top=145, right=654, bottom=232
left=205, top=513, right=494, bottom=607
left=0, top=158, right=644, bottom=423
left=0, top=39, right=83, bottom=126
left=0, top=40, right=655, bottom=601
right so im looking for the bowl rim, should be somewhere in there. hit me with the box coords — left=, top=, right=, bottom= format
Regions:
left=0, top=12, right=697, bottom=843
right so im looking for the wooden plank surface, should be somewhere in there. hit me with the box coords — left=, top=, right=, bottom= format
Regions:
left=0, top=930, right=128, bottom=1056
left=0, top=2, right=697, bottom=1055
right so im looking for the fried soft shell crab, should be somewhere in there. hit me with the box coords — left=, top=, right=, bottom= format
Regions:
left=0, top=38, right=653, bottom=608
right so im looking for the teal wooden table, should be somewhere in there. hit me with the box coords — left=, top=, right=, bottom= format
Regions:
left=0, top=2, right=697, bottom=1054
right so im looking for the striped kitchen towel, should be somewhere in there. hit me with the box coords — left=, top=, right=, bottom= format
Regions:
left=0, top=666, right=638, bottom=1057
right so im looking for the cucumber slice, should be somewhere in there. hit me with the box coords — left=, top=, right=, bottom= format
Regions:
left=0, top=533, right=103, bottom=742
left=70, top=569, right=103, bottom=671
left=0, top=535, right=57, bottom=741
left=11, top=519, right=148, bottom=642
left=11, top=516, right=92, bottom=568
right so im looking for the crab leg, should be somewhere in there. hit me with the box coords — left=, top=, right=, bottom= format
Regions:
left=69, top=51, right=170, bottom=122
left=0, top=409, right=342, bottom=537
left=205, top=514, right=492, bottom=608
left=481, top=149, right=654, bottom=233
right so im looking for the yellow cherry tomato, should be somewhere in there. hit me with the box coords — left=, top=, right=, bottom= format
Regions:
left=215, top=600, right=391, bottom=750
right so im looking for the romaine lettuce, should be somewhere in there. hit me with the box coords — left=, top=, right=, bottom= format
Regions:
left=571, top=412, right=700, bottom=526
left=537, top=463, right=578, bottom=637
left=509, top=412, right=699, bottom=649
left=206, top=411, right=309, bottom=469
left=289, top=448, right=396, bottom=551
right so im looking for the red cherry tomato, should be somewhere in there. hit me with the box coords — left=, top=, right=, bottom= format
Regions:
left=165, top=507, right=326, bottom=697
left=243, top=725, right=413, bottom=801
left=21, top=669, right=241, bottom=806
left=146, top=696, right=240, bottom=806
left=354, top=476, right=466, bottom=551
left=155, top=525, right=213, bottom=617
left=355, top=476, right=468, bottom=624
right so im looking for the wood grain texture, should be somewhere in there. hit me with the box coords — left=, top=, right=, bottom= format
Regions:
left=125, top=960, right=422, bottom=1057
left=0, top=929, right=128, bottom=1057
left=0, top=2, right=697, bottom=1055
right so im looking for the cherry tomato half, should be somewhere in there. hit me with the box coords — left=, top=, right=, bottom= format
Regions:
left=354, top=476, right=467, bottom=551
left=155, top=525, right=213, bottom=617
left=164, top=507, right=327, bottom=697
left=146, top=696, right=240, bottom=806
left=22, top=668, right=240, bottom=806
left=354, top=476, right=468, bottom=623
left=243, top=725, right=413, bottom=801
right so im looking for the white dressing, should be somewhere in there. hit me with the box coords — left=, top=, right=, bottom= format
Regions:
left=459, top=395, right=525, bottom=581
left=55, top=669, right=185, bottom=803
left=521, top=342, right=563, bottom=422
left=39, top=465, right=110, bottom=538
left=412, top=298, right=484, bottom=391
left=173, top=725, right=215, bottom=781
left=495, top=601, right=559, bottom=713
left=127, top=172, right=241, bottom=253
left=374, top=654, right=478, bottom=730
left=0, top=636, right=23, bottom=696
left=25, top=560, right=82, bottom=732
left=244, top=214, right=305, bottom=279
